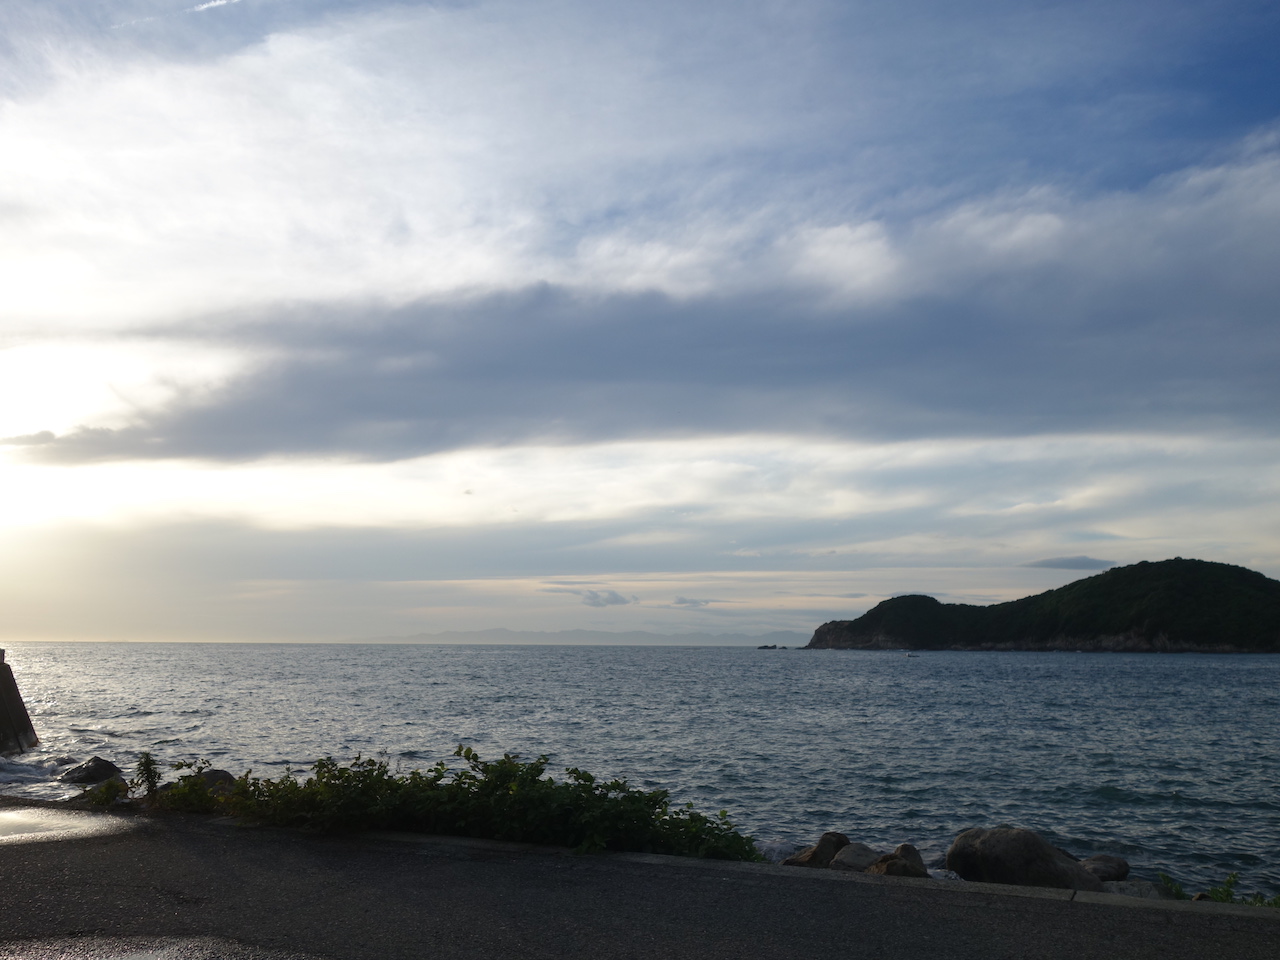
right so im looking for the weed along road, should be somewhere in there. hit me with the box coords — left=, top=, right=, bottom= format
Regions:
left=1, top=805, right=1277, bottom=960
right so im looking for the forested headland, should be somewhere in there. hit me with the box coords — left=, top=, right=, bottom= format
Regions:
left=807, top=559, right=1280, bottom=652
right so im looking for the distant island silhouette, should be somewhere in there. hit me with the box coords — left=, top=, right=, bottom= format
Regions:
left=806, top=558, right=1280, bottom=652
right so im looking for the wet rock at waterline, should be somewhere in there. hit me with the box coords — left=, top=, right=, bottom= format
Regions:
left=1081, top=854, right=1130, bottom=882
left=829, top=842, right=884, bottom=872
left=786, top=828, right=1149, bottom=895
left=59, top=756, right=125, bottom=785
left=782, top=832, right=849, bottom=867
left=865, top=844, right=931, bottom=879
left=945, top=827, right=1106, bottom=891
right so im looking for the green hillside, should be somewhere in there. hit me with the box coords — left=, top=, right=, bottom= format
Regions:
left=806, top=559, right=1280, bottom=652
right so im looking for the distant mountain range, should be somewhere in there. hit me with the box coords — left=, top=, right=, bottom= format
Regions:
left=807, top=559, right=1280, bottom=652
left=356, top=628, right=810, bottom=646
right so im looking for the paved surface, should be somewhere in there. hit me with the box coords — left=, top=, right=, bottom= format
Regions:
left=0, top=804, right=1277, bottom=960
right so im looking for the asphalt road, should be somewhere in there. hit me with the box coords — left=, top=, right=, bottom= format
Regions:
left=1, top=806, right=1277, bottom=960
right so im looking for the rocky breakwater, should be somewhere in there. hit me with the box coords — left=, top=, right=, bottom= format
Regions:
left=1, top=649, right=40, bottom=755
left=783, top=825, right=1179, bottom=901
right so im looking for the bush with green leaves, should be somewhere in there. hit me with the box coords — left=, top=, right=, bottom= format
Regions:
left=83, top=776, right=128, bottom=807
left=131, top=751, right=162, bottom=799
left=1157, top=872, right=1189, bottom=899
left=1159, top=871, right=1279, bottom=908
left=136, top=746, right=762, bottom=861
left=1202, top=872, right=1280, bottom=908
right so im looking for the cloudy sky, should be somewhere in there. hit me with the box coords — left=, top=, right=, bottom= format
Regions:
left=2, top=0, right=1278, bottom=641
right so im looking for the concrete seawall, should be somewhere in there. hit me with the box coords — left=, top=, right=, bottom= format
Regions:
left=0, top=649, right=39, bottom=755
left=1, top=807, right=1277, bottom=960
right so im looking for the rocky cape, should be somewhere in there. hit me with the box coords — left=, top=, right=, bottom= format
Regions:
left=807, top=558, right=1280, bottom=653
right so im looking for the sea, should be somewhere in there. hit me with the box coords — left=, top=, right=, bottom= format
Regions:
left=2, top=642, right=1278, bottom=895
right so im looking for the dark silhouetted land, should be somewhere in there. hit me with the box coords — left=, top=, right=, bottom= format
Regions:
left=807, top=559, right=1280, bottom=652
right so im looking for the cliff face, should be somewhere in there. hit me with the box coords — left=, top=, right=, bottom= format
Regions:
left=806, top=559, right=1280, bottom=652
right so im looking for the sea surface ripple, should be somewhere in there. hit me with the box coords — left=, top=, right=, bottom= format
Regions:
left=2, top=642, right=1277, bottom=894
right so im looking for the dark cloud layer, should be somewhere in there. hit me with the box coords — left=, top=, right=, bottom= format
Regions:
left=25, top=262, right=1280, bottom=464
left=1025, top=556, right=1116, bottom=570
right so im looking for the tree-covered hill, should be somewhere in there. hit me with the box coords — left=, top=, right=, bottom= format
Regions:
left=806, top=559, right=1280, bottom=652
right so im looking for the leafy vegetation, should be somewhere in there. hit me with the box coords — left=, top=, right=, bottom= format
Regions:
left=809, top=558, right=1280, bottom=651
left=1201, top=872, right=1280, bottom=908
left=1157, top=872, right=1189, bottom=899
left=131, top=747, right=763, bottom=861
left=82, top=776, right=129, bottom=806
left=1157, top=871, right=1279, bottom=907
left=131, top=751, right=161, bottom=799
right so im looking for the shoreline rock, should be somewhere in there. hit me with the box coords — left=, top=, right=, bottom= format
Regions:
left=783, top=825, right=1154, bottom=897
left=782, top=831, right=850, bottom=868
left=945, top=826, right=1106, bottom=891
left=58, top=756, right=125, bottom=785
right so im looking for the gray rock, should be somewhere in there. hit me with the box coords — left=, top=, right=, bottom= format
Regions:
left=782, top=832, right=849, bottom=868
left=59, top=756, right=124, bottom=784
left=945, top=827, right=1105, bottom=891
left=829, top=842, right=884, bottom=872
left=1081, top=854, right=1130, bottom=882
left=892, top=843, right=929, bottom=876
left=1103, top=879, right=1180, bottom=900
left=865, top=852, right=931, bottom=879
left=196, top=769, right=237, bottom=794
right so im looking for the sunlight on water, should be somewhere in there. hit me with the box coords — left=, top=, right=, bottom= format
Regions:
left=3, top=642, right=1278, bottom=893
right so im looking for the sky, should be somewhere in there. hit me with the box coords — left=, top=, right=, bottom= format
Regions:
left=2, top=0, right=1279, bottom=642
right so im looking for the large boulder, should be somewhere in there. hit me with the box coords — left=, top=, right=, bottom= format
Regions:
left=865, top=844, right=931, bottom=879
left=198, top=769, right=238, bottom=794
left=783, top=832, right=849, bottom=868
left=1081, top=854, right=1130, bottom=882
left=829, top=842, right=884, bottom=872
left=59, top=756, right=124, bottom=785
left=945, top=827, right=1105, bottom=891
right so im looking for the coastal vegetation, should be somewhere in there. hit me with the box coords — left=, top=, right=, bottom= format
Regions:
left=1159, top=872, right=1280, bottom=908
left=130, top=748, right=763, bottom=861
left=807, top=558, right=1280, bottom=651
left=77, top=751, right=1276, bottom=905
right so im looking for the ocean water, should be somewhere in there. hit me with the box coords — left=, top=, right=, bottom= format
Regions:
left=2, top=642, right=1278, bottom=894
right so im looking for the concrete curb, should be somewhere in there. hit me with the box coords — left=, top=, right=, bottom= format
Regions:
left=362, top=828, right=1280, bottom=921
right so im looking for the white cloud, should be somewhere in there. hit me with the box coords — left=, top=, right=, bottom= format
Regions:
left=1, top=0, right=1278, bottom=639
left=188, top=0, right=244, bottom=12
left=784, top=222, right=902, bottom=302
left=1, top=433, right=1276, bottom=567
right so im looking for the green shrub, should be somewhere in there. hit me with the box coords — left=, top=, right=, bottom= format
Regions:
left=1160, top=871, right=1280, bottom=908
left=1203, top=872, right=1280, bottom=908
left=164, top=746, right=761, bottom=861
left=130, top=751, right=162, bottom=800
left=83, top=777, right=128, bottom=806
left=156, top=759, right=222, bottom=813
left=1157, top=873, right=1189, bottom=900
